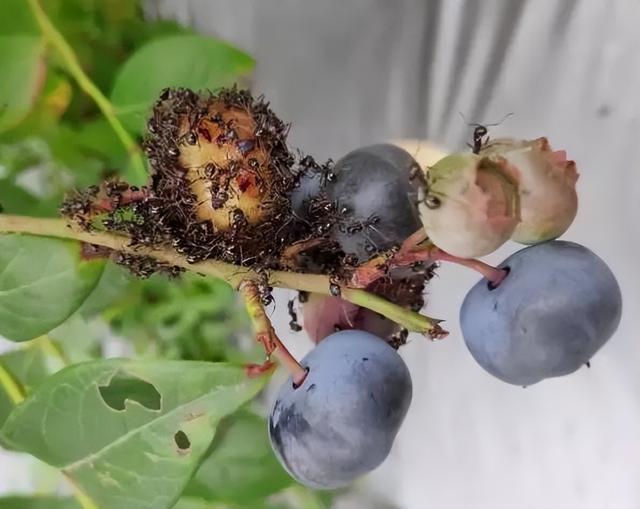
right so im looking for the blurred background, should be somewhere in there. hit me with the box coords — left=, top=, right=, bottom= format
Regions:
left=1, top=1, right=639, bottom=508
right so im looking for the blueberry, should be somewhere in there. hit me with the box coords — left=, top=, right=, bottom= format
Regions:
left=290, top=165, right=327, bottom=219
left=460, top=241, right=622, bottom=385
left=268, top=330, right=412, bottom=489
left=326, top=146, right=423, bottom=262
left=357, top=143, right=423, bottom=201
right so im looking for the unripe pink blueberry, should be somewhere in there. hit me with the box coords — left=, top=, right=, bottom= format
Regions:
left=480, top=137, right=579, bottom=244
left=419, top=153, right=520, bottom=258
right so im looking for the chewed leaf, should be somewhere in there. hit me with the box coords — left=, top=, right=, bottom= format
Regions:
left=0, top=235, right=105, bottom=342
left=1, top=359, right=267, bottom=509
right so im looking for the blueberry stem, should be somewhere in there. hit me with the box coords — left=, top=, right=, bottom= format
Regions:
left=239, top=280, right=308, bottom=385
left=0, top=214, right=443, bottom=337
left=341, top=288, right=448, bottom=339
left=350, top=229, right=508, bottom=288
left=431, top=249, right=509, bottom=287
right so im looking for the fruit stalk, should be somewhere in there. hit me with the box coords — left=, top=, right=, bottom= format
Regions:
left=341, top=287, right=447, bottom=339
left=427, top=247, right=508, bottom=287
left=0, top=214, right=443, bottom=335
left=238, top=280, right=308, bottom=385
left=352, top=228, right=508, bottom=288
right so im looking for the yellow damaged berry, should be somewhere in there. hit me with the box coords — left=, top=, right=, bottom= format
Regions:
left=176, top=100, right=274, bottom=231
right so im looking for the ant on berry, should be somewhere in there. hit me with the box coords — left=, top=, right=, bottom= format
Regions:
left=287, top=298, right=302, bottom=332
left=389, top=328, right=409, bottom=349
left=471, top=125, right=489, bottom=154
left=460, top=112, right=514, bottom=154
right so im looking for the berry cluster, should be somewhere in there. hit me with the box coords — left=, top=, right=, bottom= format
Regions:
left=61, top=87, right=622, bottom=490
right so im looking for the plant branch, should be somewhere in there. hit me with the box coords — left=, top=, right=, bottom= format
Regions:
left=0, top=214, right=445, bottom=336
left=27, top=0, right=147, bottom=185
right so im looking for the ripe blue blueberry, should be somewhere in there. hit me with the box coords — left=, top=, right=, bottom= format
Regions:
left=268, top=330, right=412, bottom=489
left=460, top=241, right=622, bottom=386
left=326, top=145, right=423, bottom=262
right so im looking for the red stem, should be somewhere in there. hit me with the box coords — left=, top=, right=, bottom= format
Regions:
left=432, top=249, right=508, bottom=287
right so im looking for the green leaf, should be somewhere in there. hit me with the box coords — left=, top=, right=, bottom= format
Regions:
left=0, top=36, right=47, bottom=132
left=0, top=180, right=40, bottom=214
left=78, top=261, right=132, bottom=317
left=0, top=235, right=105, bottom=342
left=0, top=344, right=51, bottom=393
left=0, top=0, right=39, bottom=35
left=0, top=496, right=81, bottom=509
left=185, top=411, right=293, bottom=503
left=1, top=359, right=267, bottom=509
left=108, top=273, right=251, bottom=362
left=0, top=71, right=73, bottom=143
left=0, top=177, right=59, bottom=219
left=111, top=35, right=255, bottom=134
left=174, top=498, right=289, bottom=509
left=71, top=118, right=128, bottom=167
left=0, top=340, right=60, bottom=434
left=0, top=365, right=23, bottom=431
left=48, top=313, right=101, bottom=363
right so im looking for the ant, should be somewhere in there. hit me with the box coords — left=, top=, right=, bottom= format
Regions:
left=287, top=298, right=302, bottom=332
left=329, top=275, right=342, bottom=297
left=253, top=267, right=274, bottom=307
left=470, top=125, right=489, bottom=154
left=460, top=112, right=514, bottom=154
left=389, top=328, right=409, bottom=349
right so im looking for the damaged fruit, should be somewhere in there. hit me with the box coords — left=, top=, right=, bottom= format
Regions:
left=480, top=137, right=579, bottom=244
left=419, top=153, right=520, bottom=258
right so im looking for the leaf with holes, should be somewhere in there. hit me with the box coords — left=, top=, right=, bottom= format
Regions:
left=111, top=34, right=255, bottom=134
left=0, top=36, right=47, bottom=132
left=0, top=359, right=267, bottom=509
left=0, top=235, right=105, bottom=342
left=0, top=496, right=81, bottom=509
left=185, top=411, right=293, bottom=503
